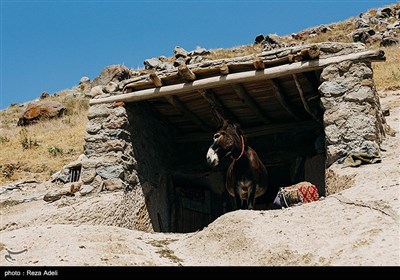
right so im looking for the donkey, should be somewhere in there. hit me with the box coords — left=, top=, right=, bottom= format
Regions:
left=206, top=120, right=268, bottom=210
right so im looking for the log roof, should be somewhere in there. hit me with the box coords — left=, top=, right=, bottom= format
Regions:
left=90, top=42, right=385, bottom=142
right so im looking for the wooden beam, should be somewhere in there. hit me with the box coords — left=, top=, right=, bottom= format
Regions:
left=164, top=95, right=209, bottom=132
left=253, top=57, right=265, bottom=70
left=270, top=79, right=302, bottom=121
left=219, top=63, right=229, bottom=75
left=292, top=74, right=322, bottom=124
left=90, top=50, right=385, bottom=105
left=175, top=120, right=321, bottom=143
left=178, top=64, right=196, bottom=81
left=149, top=72, right=163, bottom=87
left=302, top=71, right=323, bottom=102
left=231, top=84, right=271, bottom=124
left=199, top=89, right=241, bottom=124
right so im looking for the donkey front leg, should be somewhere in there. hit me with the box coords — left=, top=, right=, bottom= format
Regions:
left=247, top=185, right=256, bottom=210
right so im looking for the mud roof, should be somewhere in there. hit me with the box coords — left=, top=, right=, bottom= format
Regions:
left=90, top=42, right=385, bottom=142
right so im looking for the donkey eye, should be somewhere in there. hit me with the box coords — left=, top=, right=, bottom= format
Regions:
left=214, top=133, right=221, bottom=140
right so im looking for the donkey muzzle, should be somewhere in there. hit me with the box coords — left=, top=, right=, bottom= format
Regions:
left=207, top=147, right=219, bottom=167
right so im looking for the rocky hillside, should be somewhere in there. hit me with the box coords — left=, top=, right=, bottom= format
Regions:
left=0, top=3, right=399, bottom=185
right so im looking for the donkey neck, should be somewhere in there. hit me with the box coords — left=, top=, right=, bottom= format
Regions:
left=231, top=135, right=245, bottom=161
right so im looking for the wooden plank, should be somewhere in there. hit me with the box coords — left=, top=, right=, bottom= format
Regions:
left=199, top=89, right=241, bottom=124
left=270, top=79, right=302, bottom=121
left=292, top=74, right=322, bottom=124
left=164, top=95, right=210, bottom=132
left=231, top=84, right=271, bottom=124
left=90, top=50, right=385, bottom=105
left=178, top=64, right=196, bottom=81
left=175, top=120, right=321, bottom=143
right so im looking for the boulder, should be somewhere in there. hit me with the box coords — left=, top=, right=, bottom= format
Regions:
left=96, top=165, right=124, bottom=179
left=17, top=101, right=66, bottom=126
left=144, top=58, right=162, bottom=69
left=173, top=56, right=189, bottom=67
left=380, top=36, right=399, bottom=46
left=40, top=91, right=50, bottom=99
left=355, top=18, right=369, bottom=28
left=351, top=28, right=375, bottom=43
left=254, top=34, right=265, bottom=44
left=80, top=185, right=94, bottom=196
left=190, top=47, right=210, bottom=56
left=174, top=46, right=188, bottom=58
left=91, top=65, right=130, bottom=87
left=387, top=21, right=400, bottom=30
left=103, top=178, right=125, bottom=191
left=377, top=7, right=392, bottom=18
left=79, top=76, right=90, bottom=84
left=262, top=35, right=282, bottom=50
left=85, top=85, right=104, bottom=98
left=158, top=62, right=174, bottom=71
left=103, top=81, right=118, bottom=93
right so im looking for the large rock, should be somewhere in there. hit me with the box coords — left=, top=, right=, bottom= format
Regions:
left=355, top=18, right=369, bottom=29
left=91, top=65, right=130, bottom=87
left=17, top=101, right=66, bottom=126
left=96, top=165, right=124, bottom=179
left=79, top=76, right=90, bottom=84
left=144, top=58, right=162, bottom=69
left=380, top=36, right=399, bottom=46
left=174, top=46, right=188, bottom=58
left=376, top=7, right=392, bottom=18
left=351, top=28, right=375, bottom=43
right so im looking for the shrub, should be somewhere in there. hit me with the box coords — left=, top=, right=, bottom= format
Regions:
left=19, top=128, right=39, bottom=149
left=0, top=135, right=10, bottom=143
left=2, top=163, right=19, bottom=178
left=48, top=146, right=64, bottom=157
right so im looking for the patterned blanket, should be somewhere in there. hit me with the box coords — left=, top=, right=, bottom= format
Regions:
left=274, top=181, right=319, bottom=208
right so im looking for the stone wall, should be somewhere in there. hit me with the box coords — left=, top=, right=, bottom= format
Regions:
left=319, top=60, right=386, bottom=167
left=78, top=101, right=176, bottom=232
left=125, top=102, right=176, bottom=232
left=80, top=101, right=154, bottom=231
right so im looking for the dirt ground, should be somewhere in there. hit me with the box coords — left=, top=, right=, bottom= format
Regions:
left=1, top=90, right=399, bottom=266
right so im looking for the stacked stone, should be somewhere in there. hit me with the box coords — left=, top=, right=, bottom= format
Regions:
left=319, top=60, right=386, bottom=166
left=81, top=103, right=138, bottom=194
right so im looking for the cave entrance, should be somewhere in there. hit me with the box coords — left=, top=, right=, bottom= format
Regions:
left=125, top=63, right=325, bottom=233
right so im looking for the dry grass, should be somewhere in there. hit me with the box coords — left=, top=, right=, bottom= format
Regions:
left=372, top=46, right=400, bottom=91
left=0, top=95, right=88, bottom=184
left=203, top=44, right=263, bottom=60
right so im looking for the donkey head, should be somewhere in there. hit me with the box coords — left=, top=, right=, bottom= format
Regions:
left=206, top=120, right=244, bottom=167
